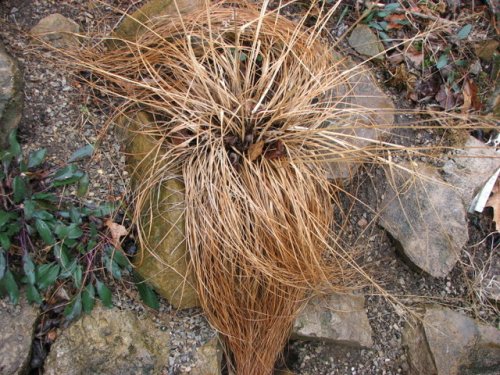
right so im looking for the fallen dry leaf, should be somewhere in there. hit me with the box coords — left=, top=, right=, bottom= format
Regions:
left=405, top=48, right=424, bottom=67
left=462, top=79, right=482, bottom=113
left=248, top=140, right=265, bottom=161
left=486, top=178, right=500, bottom=229
left=105, top=219, right=128, bottom=248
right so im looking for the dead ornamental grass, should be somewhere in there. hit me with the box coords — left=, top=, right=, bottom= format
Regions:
left=62, top=1, right=496, bottom=374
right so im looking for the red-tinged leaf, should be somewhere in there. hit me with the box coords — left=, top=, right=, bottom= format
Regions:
left=264, top=141, right=285, bottom=160
left=386, top=14, right=407, bottom=30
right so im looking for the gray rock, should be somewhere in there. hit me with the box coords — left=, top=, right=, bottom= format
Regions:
left=442, top=136, right=500, bottom=206
left=44, top=306, right=170, bottom=375
left=402, top=306, right=500, bottom=375
left=379, top=163, right=468, bottom=278
left=190, top=337, right=223, bottom=375
left=323, top=53, right=395, bottom=180
left=0, top=298, right=39, bottom=375
left=31, top=14, right=80, bottom=48
left=348, top=24, right=385, bottom=60
left=0, top=42, right=23, bottom=149
left=292, top=293, right=373, bottom=348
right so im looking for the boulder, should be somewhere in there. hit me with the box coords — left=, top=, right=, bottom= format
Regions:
left=112, top=0, right=203, bottom=43
left=0, top=42, right=23, bottom=149
left=292, top=293, right=373, bottom=348
left=120, top=112, right=199, bottom=309
left=44, top=306, right=170, bottom=375
left=402, top=306, right=500, bottom=375
left=31, top=14, right=80, bottom=48
left=442, top=136, right=500, bottom=206
left=379, top=163, right=468, bottom=278
left=0, top=297, right=39, bottom=375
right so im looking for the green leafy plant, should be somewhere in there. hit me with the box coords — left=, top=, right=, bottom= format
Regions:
left=0, top=130, right=159, bottom=319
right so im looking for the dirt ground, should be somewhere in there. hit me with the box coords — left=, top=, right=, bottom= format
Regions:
left=0, top=1, right=498, bottom=374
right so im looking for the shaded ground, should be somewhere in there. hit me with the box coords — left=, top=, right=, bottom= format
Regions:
left=0, top=1, right=498, bottom=374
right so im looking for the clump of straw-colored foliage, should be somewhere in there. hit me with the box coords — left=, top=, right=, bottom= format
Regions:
left=58, top=0, right=494, bottom=373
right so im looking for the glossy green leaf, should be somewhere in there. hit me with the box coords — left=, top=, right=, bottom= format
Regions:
left=35, top=219, right=55, bottom=245
left=8, top=130, right=21, bottom=159
left=27, top=149, right=47, bottom=169
left=457, top=24, right=472, bottom=40
left=0, top=234, right=11, bottom=251
left=52, top=173, right=84, bottom=187
left=82, top=283, right=95, bottom=313
left=36, top=263, right=60, bottom=290
left=91, top=202, right=117, bottom=218
left=54, top=223, right=69, bottom=239
left=112, top=249, right=130, bottom=269
left=23, top=200, right=35, bottom=220
left=52, top=165, right=78, bottom=181
left=19, top=160, right=28, bottom=173
left=33, top=210, right=55, bottom=221
left=26, top=283, right=43, bottom=305
left=436, top=54, right=448, bottom=70
left=12, top=176, right=27, bottom=204
left=67, top=223, right=83, bottom=239
left=105, top=254, right=121, bottom=280
left=64, top=293, right=82, bottom=321
left=23, top=253, right=36, bottom=285
left=68, top=145, right=94, bottom=163
left=134, top=273, right=159, bottom=310
left=0, top=250, right=6, bottom=279
left=0, top=210, right=17, bottom=229
left=70, top=207, right=82, bottom=223
left=77, top=173, right=90, bottom=197
left=96, top=279, right=113, bottom=308
left=0, top=270, right=19, bottom=304
left=72, top=265, right=83, bottom=289
left=384, top=3, right=401, bottom=12
left=59, top=260, right=76, bottom=279
left=32, top=192, right=57, bottom=202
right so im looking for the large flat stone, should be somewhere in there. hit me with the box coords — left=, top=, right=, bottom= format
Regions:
left=0, top=298, right=39, bottom=375
left=190, top=337, right=223, bottom=375
left=292, top=293, right=373, bottom=348
left=348, top=24, right=385, bottom=60
left=0, top=42, right=23, bottom=148
left=44, top=306, right=170, bottom=375
left=402, top=306, right=500, bottom=375
left=31, top=14, right=80, bottom=48
left=442, top=136, right=500, bottom=206
left=379, top=163, right=468, bottom=278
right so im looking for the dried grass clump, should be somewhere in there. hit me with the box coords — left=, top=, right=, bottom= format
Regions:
left=71, top=1, right=392, bottom=373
